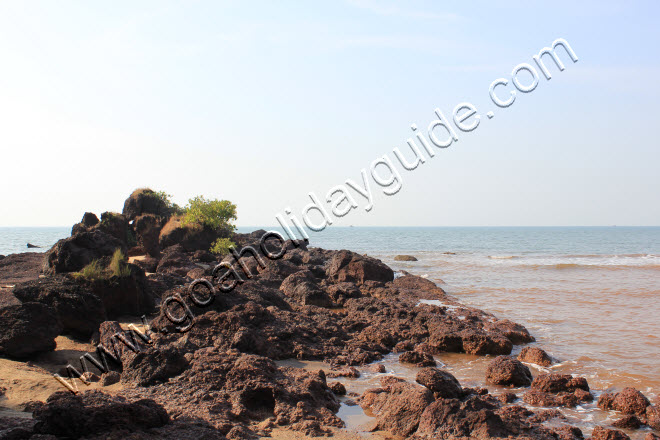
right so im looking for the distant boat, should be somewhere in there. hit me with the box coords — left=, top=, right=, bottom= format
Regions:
left=27, top=243, right=40, bottom=249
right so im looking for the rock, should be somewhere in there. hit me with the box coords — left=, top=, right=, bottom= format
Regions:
left=99, top=321, right=146, bottom=366
left=360, top=379, right=434, bottom=437
left=32, top=390, right=169, bottom=438
left=485, top=355, right=533, bottom=387
left=645, top=433, right=660, bottom=440
left=134, top=213, right=165, bottom=256
left=83, top=264, right=154, bottom=317
left=327, top=366, right=360, bottom=378
left=646, top=405, right=660, bottom=430
left=329, top=381, right=346, bottom=395
left=414, top=394, right=506, bottom=439
left=159, top=216, right=230, bottom=252
left=27, top=243, right=41, bottom=248
left=531, top=373, right=590, bottom=393
left=611, top=414, right=642, bottom=429
left=43, top=230, right=126, bottom=274
left=193, top=249, right=216, bottom=263
left=498, top=392, right=518, bottom=403
left=597, top=387, right=651, bottom=416
left=554, top=425, right=584, bottom=440
left=415, top=367, right=462, bottom=399
left=369, top=363, right=386, bottom=373
left=101, top=371, right=121, bottom=386
left=121, top=346, right=189, bottom=387
left=0, top=291, right=62, bottom=358
left=518, top=346, right=553, bottom=367
left=522, top=389, right=593, bottom=408
left=133, top=255, right=159, bottom=273
left=394, top=255, right=418, bottom=261
left=122, top=188, right=172, bottom=220
left=399, top=351, right=436, bottom=367
left=280, top=270, right=333, bottom=308
left=326, top=250, right=394, bottom=284
left=591, top=425, right=631, bottom=440
left=12, top=276, right=106, bottom=338
left=0, top=252, right=45, bottom=285
left=484, top=319, right=535, bottom=344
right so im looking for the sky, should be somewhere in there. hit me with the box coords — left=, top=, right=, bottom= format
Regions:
left=0, top=1, right=658, bottom=227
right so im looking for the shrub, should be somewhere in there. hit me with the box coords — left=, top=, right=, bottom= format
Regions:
left=109, top=248, right=132, bottom=278
left=154, top=191, right=185, bottom=216
left=75, top=260, right=104, bottom=281
left=210, top=238, right=236, bottom=255
left=182, top=196, right=237, bottom=231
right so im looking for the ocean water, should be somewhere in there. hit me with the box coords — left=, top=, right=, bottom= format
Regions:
left=2, top=225, right=659, bottom=434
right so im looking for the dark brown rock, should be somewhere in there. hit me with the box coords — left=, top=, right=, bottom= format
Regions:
left=486, top=355, right=533, bottom=387
left=122, top=188, right=172, bottom=220
left=134, top=213, right=164, bottom=256
left=591, top=425, right=631, bottom=440
left=329, top=381, right=346, bottom=395
left=0, top=291, right=62, bottom=358
left=597, top=387, right=651, bottom=416
left=415, top=367, right=462, bottom=399
left=518, top=346, right=553, bottom=367
left=532, top=373, right=590, bottom=393
left=498, top=392, right=518, bottom=403
left=280, top=270, right=333, bottom=308
left=0, top=252, right=45, bottom=285
left=121, top=346, right=189, bottom=387
left=12, top=276, right=106, bottom=338
left=399, top=351, right=436, bottom=367
left=611, top=414, right=642, bottom=429
left=43, top=230, right=126, bottom=274
left=554, top=425, right=584, bottom=440
left=33, top=390, right=169, bottom=438
left=326, top=250, right=394, bottom=284
left=101, top=371, right=121, bottom=386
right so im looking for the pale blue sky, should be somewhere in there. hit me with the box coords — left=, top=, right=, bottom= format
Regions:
left=0, top=1, right=658, bottom=227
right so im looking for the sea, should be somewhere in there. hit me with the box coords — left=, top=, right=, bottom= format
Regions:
left=2, top=225, right=659, bottom=437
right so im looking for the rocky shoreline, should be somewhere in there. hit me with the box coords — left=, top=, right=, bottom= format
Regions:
left=0, top=190, right=658, bottom=440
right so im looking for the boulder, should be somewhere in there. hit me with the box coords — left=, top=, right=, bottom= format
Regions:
left=122, top=188, right=172, bottom=220
left=32, top=390, right=169, bottom=438
left=101, top=371, right=121, bottom=387
left=591, top=425, right=631, bottom=440
left=646, top=405, right=660, bottom=430
left=611, top=415, right=643, bottom=429
left=531, top=373, right=590, bottom=393
left=486, top=355, right=533, bottom=387
left=12, top=276, right=106, bottom=338
left=518, top=346, right=553, bottom=367
left=360, top=379, right=434, bottom=437
left=43, top=230, right=126, bottom=274
left=399, top=351, right=436, bottom=367
left=71, top=212, right=129, bottom=244
left=159, top=216, right=230, bottom=252
left=484, top=319, right=535, bottom=344
left=0, top=291, right=62, bottom=358
left=280, top=270, right=333, bottom=308
left=329, top=381, right=346, bottom=395
left=522, top=389, right=592, bottom=408
left=415, top=368, right=462, bottom=399
left=134, top=213, right=164, bottom=256
left=394, top=255, right=418, bottom=261
left=83, top=264, right=154, bottom=317
left=121, top=346, right=189, bottom=387
left=326, top=250, right=394, bottom=284
left=597, top=388, right=651, bottom=416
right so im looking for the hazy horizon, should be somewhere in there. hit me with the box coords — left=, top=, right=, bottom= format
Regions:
left=1, top=1, right=658, bottom=228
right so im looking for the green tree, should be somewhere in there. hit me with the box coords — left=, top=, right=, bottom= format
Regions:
left=182, top=196, right=237, bottom=231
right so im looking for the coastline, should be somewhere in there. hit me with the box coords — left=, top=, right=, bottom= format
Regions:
left=0, top=209, right=658, bottom=439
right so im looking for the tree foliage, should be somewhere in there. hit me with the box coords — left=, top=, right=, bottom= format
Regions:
left=182, top=196, right=237, bottom=231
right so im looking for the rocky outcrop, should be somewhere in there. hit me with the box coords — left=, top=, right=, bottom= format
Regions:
left=0, top=291, right=62, bottom=358
left=415, top=367, right=462, bottom=399
left=0, top=252, right=45, bottom=285
left=121, top=346, right=189, bottom=387
left=72, top=212, right=130, bottom=245
left=326, top=250, right=394, bottom=284
left=81, top=264, right=154, bottom=317
left=122, top=188, right=172, bottom=220
left=12, top=276, right=106, bottom=337
left=32, top=390, right=169, bottom=438
left=159, top=216, right=231, bottom=252
left=134, top=213, right=165, bottom=256
left=486, top=355, right=533, bottom=387
left=518, top=346, right=553, bottom=367
left=43, top=230, right=126, bottom=274
left=280, top=270, right=333, bottom=308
